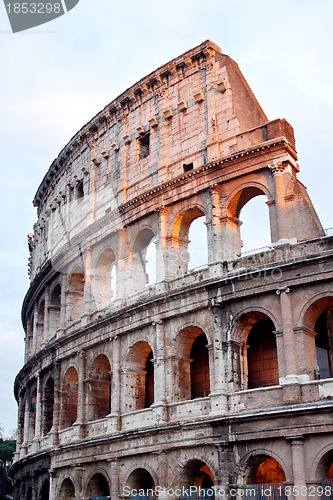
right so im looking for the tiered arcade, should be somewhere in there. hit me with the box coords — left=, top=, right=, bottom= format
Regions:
left=11, top=41, right=333, bottom=500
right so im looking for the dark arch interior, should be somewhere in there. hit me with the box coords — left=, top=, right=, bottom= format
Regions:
left=190, top=333, right=210, bottom=399
left=40, top=479, right=50, bottom=500
left=247, top=455, right=286, bottom=484
left=247, top=318, right=278, bottom=389
left=144, top=350, right=154, bottom=408
left=87, top=473, right=110, bottom=496
left=315, top=310, right=333, bottom=379
left=128, top=468, right=155, bottom=491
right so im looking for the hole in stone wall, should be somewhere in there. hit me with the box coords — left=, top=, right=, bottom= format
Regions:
left=183, top=162, right=194, bottom=172
left=247, top=318, right=278, bottom=389
left=138, top=133, right=150, bottom=160
left=77, top=180, right=84, bottom=199
left=239, top=195, right=271, bottom=253
left=190, top=333, right=210, bottom=399
left=188, top=216, right=208, bottom=270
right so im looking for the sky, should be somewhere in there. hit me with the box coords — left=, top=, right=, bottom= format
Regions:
left=0, top=0, right=332, bottom=436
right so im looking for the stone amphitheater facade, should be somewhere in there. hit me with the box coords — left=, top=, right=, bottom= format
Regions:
left=11, top=40, right=333, bottom=500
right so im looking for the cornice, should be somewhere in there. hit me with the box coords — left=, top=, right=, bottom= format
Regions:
left=33, top=40, right=221, bottom=209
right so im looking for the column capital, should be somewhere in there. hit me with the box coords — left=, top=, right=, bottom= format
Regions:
left=269, top=161, right=286, bottom=176
left=288, top=435, right=304, bottom=445
left=156, top=205, right=167, bottom=215
left=276, top=286, right=291, bottom=295
left=209, top=183, right=219, bottom=194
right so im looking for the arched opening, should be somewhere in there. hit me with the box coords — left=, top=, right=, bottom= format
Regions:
left=49, top=284, right=61, bottom=338
left=188, top=216, right=208, bottom=270
left=43, top=377, right=54, bottom=435
left=88, top=355, right=111, bottom=421
left=244, top=455, right=286, bottom=498
left=171, top=207, right=207, bottom=276
left=127, top=468, right=155, bottom=498
left=315, top=449, right=333, bottom=481
left=239, top=195, right=271, bottom=253
left=303, top=298, right=333, bottom=380
left=18, top=392, right=25, bottom=444
left=37, top=300, right=45, bottom=349
left=67, top=267, right=84, bottom=322
left=145, top=239, right=156, bottom=286
left=125, top=342, right=154, bottom=411
left=190, top=333, right=210, bottom=399
left=254, top=457, right=286, bottom=484
left=130, top=228, right=156, bottom=292
left=58, top=478, right=75, bottom=500
left=247, top=318, right=278, bottom=389
left=180, top=459, right=215, bottom=498
left=61, top=367, right=78, bottom=429
left=227, top=186, right=271, bottom=258
left=315, top=310, right=333, bottom=379
left=175, top=326, right=210, bottom=401
left=145, top=350, right=154, bottom=408
left=29, top=387, right=37, bottom=439
left=26, top=487, right=33, bottom=500
left=39, top=478, right=50, bottom=500
left=26, top=315, right=34, bottom=357
left=86, top=472, right=110, bottom=497
left=93, top=248, right=117, bottom=310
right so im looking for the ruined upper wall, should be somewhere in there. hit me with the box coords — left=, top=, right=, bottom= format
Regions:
left=32, top=40, right=269, bottom=210
left=28, top=40, right=300, bottom=281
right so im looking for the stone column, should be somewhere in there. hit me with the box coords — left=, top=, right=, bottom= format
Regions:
left=153, top=321, right=168, bottom=422
left=74, top=466, right=84, bottom=500
left=277, top=287, right=301, bottom=403
left=277, top=287, right=297, bottom=378
left=155, top=321, right=166, bottom=404
left=25, top=319, right=32, bottom=360
left=30, top=475, right=37, bottom=500
left=43, top=285, right=50, bottom=344
left=32, top=302, right=38, bottom=354
left=216, top=443, right=232, bottom=498
left=290, top=436, right=306, bottom=500
left=111, top=336, right=121, bottom=430
left=110, top=458, right=120, bottom=499
left=156, top=450, right=168, bottom=497
left=52, top=362, right=60, bottom=445
left=164, top=355, right=177, bottom=405
left=34, top=373, right=42, bottom=443
left=89, top=166, right=97, bottom=224
left=16, top=396, right=24, bottom=446
left=207, top=186, right=223, bottom=264
left=157, top=206, right=168, bottom=282
left=269, top=161, right=289, bottom=242
left=49, top=469, right=56, bottom=500
left=15, top=395, right=24, bottom=460
left=117, top=228, right=128, bottom=299
left=77, top=351, right=86, bottom=438
left=23, top=397, right=30, bottom=449
left=83, top=246, right=92, bottom=324
left=209, top=315, right=228, bottom=413
left=56, top=273, right=67, bottom=337
left=274, top=330, right=286, bottom=378
left=65, top=182, right=73, bottom=233
left=220, top=216, right=242, bottom=262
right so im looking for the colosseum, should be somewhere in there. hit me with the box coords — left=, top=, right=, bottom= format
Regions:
left=11, top=40, right=333, bottom=500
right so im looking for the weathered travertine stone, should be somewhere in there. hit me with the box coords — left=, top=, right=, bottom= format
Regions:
left=11, top=40, right=333, bottom=500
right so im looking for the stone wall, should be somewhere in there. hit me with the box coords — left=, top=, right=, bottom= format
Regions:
left=12, top=41, right=333, bottom=500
